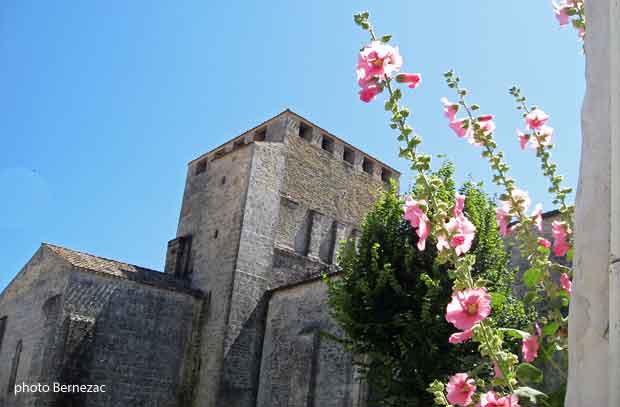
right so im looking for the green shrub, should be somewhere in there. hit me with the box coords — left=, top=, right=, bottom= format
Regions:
left=325, top=162, right=534, bottom=406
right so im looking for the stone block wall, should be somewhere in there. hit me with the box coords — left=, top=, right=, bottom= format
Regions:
left=256, top=278, right=361, bottom=407
left=0, top=247, right=70, bottom=407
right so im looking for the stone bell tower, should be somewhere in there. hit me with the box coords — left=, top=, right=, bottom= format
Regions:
left=164, top=109, right=399, bottom=407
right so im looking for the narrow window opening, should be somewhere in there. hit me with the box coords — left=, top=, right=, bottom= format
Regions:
left=0, top=316, right=6, bottom=353
left=213, top=230, right=219, bottom=239
left=343, top=147, right=355, bottom=165
left=233, top=139, right=245, bottom=149
left=321, top=135, right=334, bottom=153
left=195, top=160, right=207, bottom=175
left=362, top=157, right=374, bottom=174
left=381, top=168, right=392, bottom=183
left=221, top=176, right=226, bottom=185
left=254, top=128, right=267, bottom=142
left=8, top=339, right=22, bottom=395
left=299, top=122, right=313, bottom=142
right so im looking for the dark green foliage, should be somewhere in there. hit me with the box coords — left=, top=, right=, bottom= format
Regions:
left=325, top=163, right=534, bottom=407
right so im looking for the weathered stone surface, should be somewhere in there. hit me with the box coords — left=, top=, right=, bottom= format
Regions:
left=0, top=110, right=399, bottom=407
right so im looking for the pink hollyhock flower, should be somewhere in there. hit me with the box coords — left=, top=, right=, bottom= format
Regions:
left=553, top=1, right=571, bottom=26
left=449, top=328, right=473, bottom=344
left=396, top=73, right=422, bottom=89
left=478, top=391, right=520, bottom=407
left=529, top=125, right=553, bottom=149
left=517, top=130, right=529, bottom=150
left=531, top=204, right=543, bottom=232
left=446, top=373, right=476, bottom=407
left=495, top=207, right=510, bottom=237
left=525, top=108, right=549, bottom=130
left=453, top=193, right=466, bottom=217
left=560, top=272, right=573, bottom=294
left=437, top=215, right=477, bottom=256
left=552, top=220, right=571, bottom=256
left=403, top=196, right=430, bottom=251
left=357, top=41, right=403, bottom=81
left=359, top=82, right=382, bottom=103
left=493, top=362, right=504, bottom=379
left=450, top=118, right=472, bottom=139
left=446, top=288, right=492, bottom=331
left=442, top=97, right=458, bottom=121
left=478, top=115, right=496, bottom=134
left=501, top=189, right=531, bottom=215
left=538, top=237, right=551, bottom=249
left=522, top=324, right=541, bottom=363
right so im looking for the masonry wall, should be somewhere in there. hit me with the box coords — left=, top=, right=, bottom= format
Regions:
left=256, top=279, right=362, bottom=407
left=0, top=247, right=70, bottom=407
left=52, top=270, right=199, bottom=407
left=177, top=143, right=256, bottom=407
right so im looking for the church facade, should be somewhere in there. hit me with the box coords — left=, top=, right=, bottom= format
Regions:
left=0, top=110, right=399, bottom=407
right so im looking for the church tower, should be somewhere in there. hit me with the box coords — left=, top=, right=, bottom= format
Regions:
left=165, top=110, right=399, bottom=407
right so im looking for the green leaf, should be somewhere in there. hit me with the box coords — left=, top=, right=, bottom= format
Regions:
left=514, top=386, right=547, bottom=403
left=516, top=363, right=543, bottom=384
left=523, top=267, right=544, bottom=289
left=542, top=322, right=560, bottom=336
left=499, top=328, right=531, bottom=339
left=381, top=35, right=392, bottom=43
left=490, top=292, right=506, bottom=308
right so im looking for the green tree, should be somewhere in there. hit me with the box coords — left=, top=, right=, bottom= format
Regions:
left=325, top=162, right=534, bottom=406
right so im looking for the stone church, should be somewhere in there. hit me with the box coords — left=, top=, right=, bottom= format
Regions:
left=0, top=110, right=401, bottom=407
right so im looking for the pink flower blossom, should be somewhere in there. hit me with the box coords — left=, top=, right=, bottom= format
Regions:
left=501, top=189, right=531, bottom=215
left=478, top=115, right=496, bottom=134
left=449, top=328, right=473, bottom=344
left=395, top=73, right=421, bottom=89
left=359, top=82, right=382, bottom=103
left=450, top=118, right=472, bottom=139
left=522, top=325, right=541, bottom=363
left=493, top=362, right=504, bottom=379
left=525, top=108, right=549, bottom=130
left=552, top=220, right=571, bottom=256
left=560, top=272, right=573, bottom=294
left=538, top=237, right=551, bottom=249
left=442, top=97, right=459, bottom=121
left=446, top=288, right=492, bottom=331
left=453, top=193, right=466, bottom=217
left=403, top=196, right=430, bottom=251
left=553, top=1, right=571, bottom=26
left=357, top=41, right=403, bottom=83
left=477, top=391, right=520, bottom=407
left=517, top=130, right=529, bottom=150
left=495, top=207, right=511, bottom=237
left=531, top=204, right=543, bottom=233
left=437, top=214, right=476, bottom=256
left=446, top=373, right=477, bottom=407
left=529, top=125, right=553, bottom=149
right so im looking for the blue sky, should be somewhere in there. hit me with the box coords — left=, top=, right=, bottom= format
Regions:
left=0, top=1, right=584, bottom=291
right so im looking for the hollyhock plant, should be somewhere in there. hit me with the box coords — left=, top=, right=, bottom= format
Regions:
left=553, top=1, right=571, bottom=25
left=522, top=324, right=541, bottom=363
left=552, top=220, right=571, bottom=256
left=396, top=72, right=422, bottom=89
left=352, top=12, right=577, bottom=407
left=560, top=272, right=573, bottom=294
left=357, top=41, right=402, bottom=83
left=538, top=237, right=552, bottom=249
left=442, top=97, right=458, bottom=120
left=449, top=328, right=473, bottom=344
left=525, top=108, right=549, bottom=130
left=445, top=288, right=492, bottom=331
left=446, top=373, right=476, bottom=407
left=477, top=391, right=520, bottom=407
left=403, top=196, right=430, bottom=250
left=359, top=81, right=382, bottom=103
left=437, top=215, right=476, bottom=256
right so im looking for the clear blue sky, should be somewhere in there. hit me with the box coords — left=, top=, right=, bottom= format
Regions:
left=0, top=1, right=584, bottom=291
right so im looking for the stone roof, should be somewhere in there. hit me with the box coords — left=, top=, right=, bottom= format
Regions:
left=43, top=243, right=203, bottom=297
